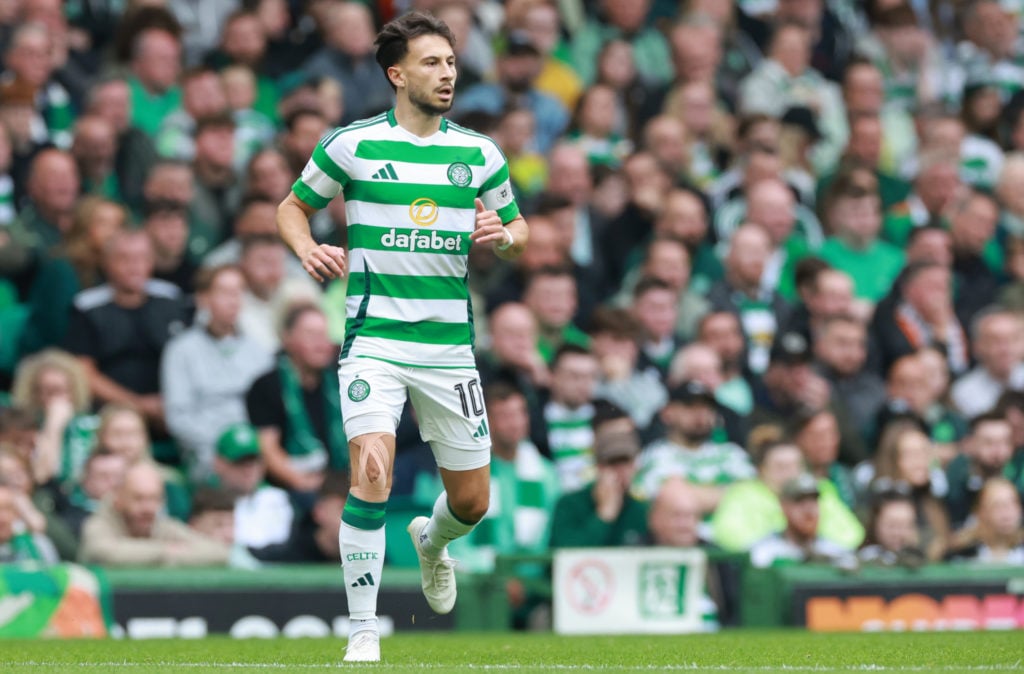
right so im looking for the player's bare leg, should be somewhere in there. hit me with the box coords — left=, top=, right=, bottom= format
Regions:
left=408, top=465, right=490, bottom=614
left=342, top=432, right=396, bottom=663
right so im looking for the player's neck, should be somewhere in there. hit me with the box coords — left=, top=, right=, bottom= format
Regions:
left=393, top=100, right=442, bottom=138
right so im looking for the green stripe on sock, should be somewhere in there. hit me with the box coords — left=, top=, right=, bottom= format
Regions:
left=446, top=499, right=476, bottom=526
left=343, top=495, right=387, bottom=530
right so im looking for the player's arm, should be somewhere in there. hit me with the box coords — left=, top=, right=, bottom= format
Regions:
left=277, top=192, right=347, bottom=282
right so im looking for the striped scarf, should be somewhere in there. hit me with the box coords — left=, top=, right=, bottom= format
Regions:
left=895, top=303, right=968, bottom=374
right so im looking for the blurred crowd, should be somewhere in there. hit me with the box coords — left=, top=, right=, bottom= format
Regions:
left=1, top=0, right=1024, bottom=628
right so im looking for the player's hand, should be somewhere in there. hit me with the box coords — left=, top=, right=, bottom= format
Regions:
left=301, top=243, right=347, bottom=282
left=469, top=198, right=511, bottom=249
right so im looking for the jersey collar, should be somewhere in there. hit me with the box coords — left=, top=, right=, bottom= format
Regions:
left=386, top=108, right=449, bottom=133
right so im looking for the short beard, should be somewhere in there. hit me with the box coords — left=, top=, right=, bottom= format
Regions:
left=681, top=429, right=712, bottom=446
left=410, top=89, right=452, bottom=117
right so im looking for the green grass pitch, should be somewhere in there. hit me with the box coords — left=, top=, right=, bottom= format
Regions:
left=1, top=631, right=1021, bottom=673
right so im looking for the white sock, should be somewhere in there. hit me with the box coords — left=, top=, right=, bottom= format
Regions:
left=420, top=492, right=476, bottom=557
left=339, top=521, right=385, bottom=622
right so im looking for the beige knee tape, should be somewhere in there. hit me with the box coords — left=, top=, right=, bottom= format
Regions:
left=351, top=433, right=391, bottom=500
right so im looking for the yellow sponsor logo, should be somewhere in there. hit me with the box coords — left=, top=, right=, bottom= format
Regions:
left=409, top=197, right=439, bottom=226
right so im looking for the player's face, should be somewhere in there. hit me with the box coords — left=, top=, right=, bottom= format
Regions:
left=397, top=34, right=456, bottom=116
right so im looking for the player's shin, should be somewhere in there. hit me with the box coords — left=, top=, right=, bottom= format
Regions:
left=420, top=492, right=476, bottom=557
left=340, top=494, right=386, bottom=634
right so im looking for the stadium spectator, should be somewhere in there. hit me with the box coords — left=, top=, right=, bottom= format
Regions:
left=256, top=471, right=348, bottom=563
left=7, top=148, right=81, bottom=258
left=85, top=76, right=157, bottom=214
left=2, top=23, right=74, bottom=149
left=515, top=1, right=581, bottom=110
left=191, top=113, right=243, bottom=249
left=697, top=311, right=753, bottom=416
left=588, top=307, right=666, bottom=433
left=708, top=223, right=789, bottom=375
left=18, top=196, right=128, bottom=356
left=872, top=262, right=968, bottom=377
left=484, top=215, right=572, bottom=318
left=854, top=420, right=951, bottom=561
left=645, top=477, right=727, bottom=631
left=161, top=265, right=273, bottom=480
left=155, top=66, right=230, bottom=163
left=812, top=315, right=886, bottom=435
left=127, top=28, right=183, bottom=137
left=570, top=0, right=672, bottom=87
left=749, top=473, right=857, bottom=569
left=749, top=331, right=867, bottom=465
left=874, top=352, right=966, bottom=455
left=237, top=234, right=322, bottom=353
left=617, top=236, right=711, bottom=342
left=9, top=348, right=92, bottom=485
left=950, top=309, right=1024, bottom=420
left=204, top=198, right=315, bottom=283
left=89, top=404, right=190, bottom=521
left=457, top=34, right=569, bottom=154
left=0, top=439, right=78, bottom=556
left=948, top=191, right=1001, bottom=327
left=640, top=114, right=690, bottom=186
left=818, top=164, right=904, bottom=303
left=738, top=21, right=845, bottom=173
left=246, top=303, right=344, bottom=495
left=140, top=160, right=205, bottom=255
left=278, top=108, right=330, bottom=181
left=568, top=83, right=634, bottom=168
left=187, top=487, right=237, bottom=547
left=142, top=201, right=198, bottom=294
left=58, top=447, right=128, bottom=539
left=946, top=477, right=1024, bottom=564
left=543, top=143, right=608, bottom=284
left=302, top=2, right=392, bottom=125
left=946, top=412, right=1019, bottom=528
left=211, top=423, right=293, bottom=551
left=882, top=150, right=960, bottom=246
left=71, top=116, right=122, bottom=202
left=634, top=381, right=754, bottom=508
left=0, top=480, right=58, bottom=564
left=204, top=10, right=278, bottom=122
left=782, top=265, right=859, bottom=346
left=544, top=345, right=599, bottom=492
left=64, top=230, right=187, bottom=444
left=631, top=277, right=682, bottom=377
left=857, top=489, right=927, bottom=567
left=523, top=266, right=588, bottom=364
left=725, top=178, right=823, bottom=301
left=79, top=461, right=230, bottom=567
left=550, top=426, right=648, bottom=548
left=792, top=408, right=856, bottom=508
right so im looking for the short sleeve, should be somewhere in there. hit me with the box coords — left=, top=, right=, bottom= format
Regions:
left=477, top=150, right=520, bottom=224
left=291, top=141, right=348, bottom=210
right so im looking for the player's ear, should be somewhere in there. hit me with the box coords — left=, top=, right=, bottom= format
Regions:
left=387, top=65, right=404, bottom=89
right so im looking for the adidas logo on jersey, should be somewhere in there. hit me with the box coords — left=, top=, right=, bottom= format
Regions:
left=380, top=228, right=463, bottom=252
left=351, top=572, right=375, bottom=587
left=371, top=163, right=399, bottom=180
left=472, top=419, right=489, bottom=439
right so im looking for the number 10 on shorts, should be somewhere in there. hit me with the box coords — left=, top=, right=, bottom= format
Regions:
left=453, top=379, right=484, bottom=418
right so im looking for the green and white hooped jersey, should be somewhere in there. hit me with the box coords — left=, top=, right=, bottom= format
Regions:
left=293, top=109, right=520, bottom=368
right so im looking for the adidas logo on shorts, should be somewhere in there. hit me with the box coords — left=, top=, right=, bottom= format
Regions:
left=472, top=419, right=489, bottom=439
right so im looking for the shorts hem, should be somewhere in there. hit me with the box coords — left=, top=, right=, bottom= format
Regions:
left=430, top=440, right=491, bottom=471
left=344, top=413, right=398, bottom=440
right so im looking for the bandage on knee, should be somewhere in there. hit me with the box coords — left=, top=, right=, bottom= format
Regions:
left=351, top=433, right=392, bottom=501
